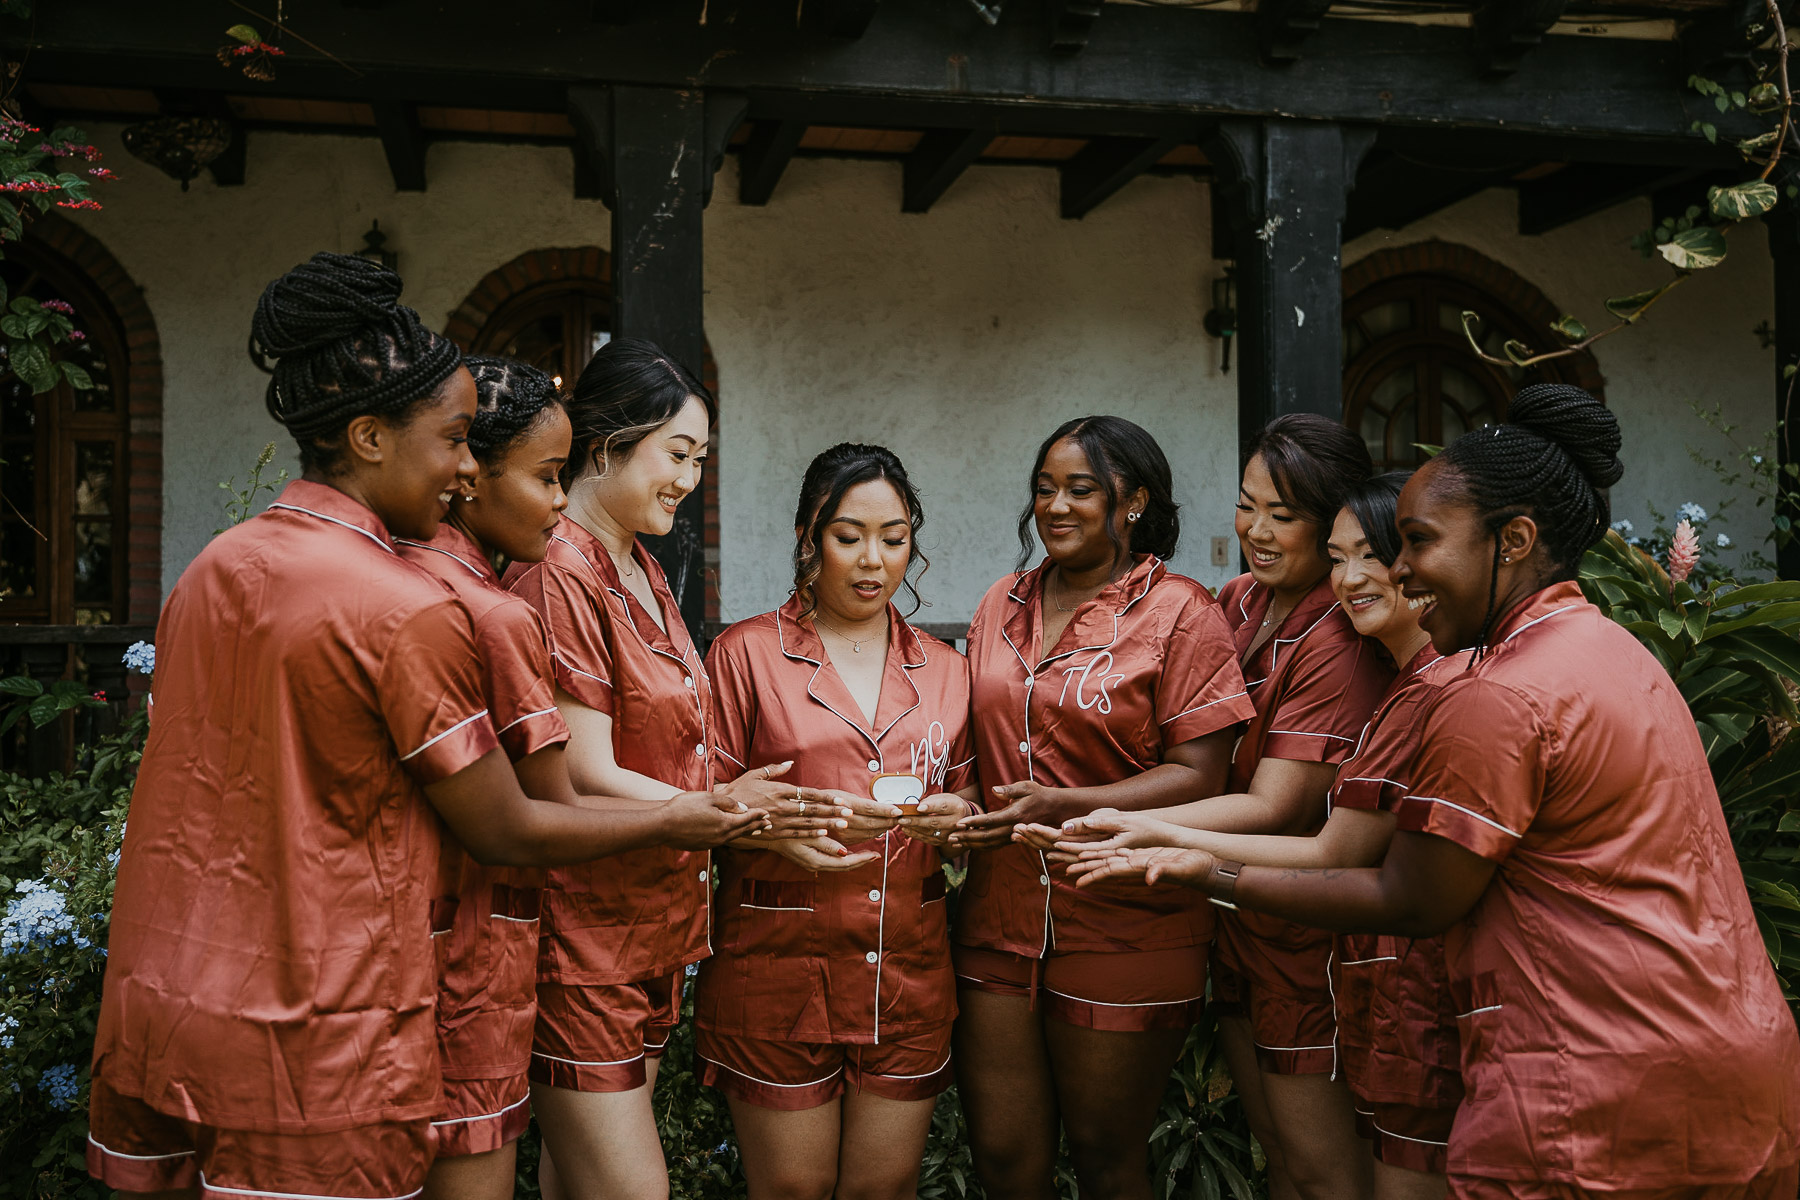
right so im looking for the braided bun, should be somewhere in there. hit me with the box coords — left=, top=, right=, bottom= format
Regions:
left=464, top=355, right=563, bottom=463
left=1507, top=382, right=1624, bottom=491
left=248, top=251, right=462, bottom=460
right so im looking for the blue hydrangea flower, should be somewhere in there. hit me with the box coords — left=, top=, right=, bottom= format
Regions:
left=0, top=1014, right=17, bottom=1049
left=122, top=641, right=155, bottom=675
left=1678, top=502, right=1709, bottom=524
left=1610, top=519, right=1634, bottom=535
left=1716, top=533, right=1732, bottom=549
left=0, top=881, right=89, bottom=954
left=37, top=1062, right=79, bottom=1111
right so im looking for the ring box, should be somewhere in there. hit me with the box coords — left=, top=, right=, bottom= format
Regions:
left=871, top=771, right=926, bottom=816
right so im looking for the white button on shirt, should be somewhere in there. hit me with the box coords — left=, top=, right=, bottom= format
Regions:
left=868, top=889, right=882, bottom=902
left=865, top=951, right=879, bottom=964
left=1018, top=740, right=1029, bottom=754
left=694, top=743, right=706, bottom=756
left=867, top=759, right=881, bottom=772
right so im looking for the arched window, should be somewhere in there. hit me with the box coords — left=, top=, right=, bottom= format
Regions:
left=0, top=241, right=130, bottom=625
left=471, top=279, right=611, bottom=392
left=1341, top=243, right=1604, bottom=473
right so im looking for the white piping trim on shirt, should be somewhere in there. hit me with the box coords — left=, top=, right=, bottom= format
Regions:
left=1337, top=955, right=1398, bottom=966
left=531, top=1049, right=646, bottom=1067
left=1254, top=1041, right=1336, bottom=1052
left=495, top=707, right=559, bottom=736
left=1371, top=1121, right=1451, bottom=1147
left=1456, top=1004, right=1503, bottom=1019
left=740, top=903, right=813, bottom=912
left=1160, top=690, right=1251, bottom=726
left=197, top=1174, right=422, bottom=1200
left=399, top=710, right=491, bottom=762
left=1044, top=987, right=1204, bottom=1008
left=1340, top=776, right=1408, bottom=790
left=1405, top=796, right=1522, bottom=839
left=1503, top=603, right=1583, bottom=642
left=267, top=503, right=395, bottom=555
left=551, top=652, right=610, bottom=688
left=430, top=1091, right=530, bottom=1127
left=1266, top=728, right=1355, bottom=742
left=699, top=1053, right=844, bottom=1089
left=86, top=1134, right=194, bottom=1162
left=393, top=538, right=485, bottom=579
left=870, top=1051, right=954, bottom=1081
left=488, top=913, right=539, bottom=924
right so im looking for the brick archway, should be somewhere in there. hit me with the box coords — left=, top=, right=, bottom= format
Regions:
left=1342, top=240, right=1606, bottom=398
left=446, top=248, right=723, bottom=622
left=24, top=213, right=163, bottom=624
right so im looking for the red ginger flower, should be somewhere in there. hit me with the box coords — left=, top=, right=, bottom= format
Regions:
left=1668, top=518, right=1701, bottom=586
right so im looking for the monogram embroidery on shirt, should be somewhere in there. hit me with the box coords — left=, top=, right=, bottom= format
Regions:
left=909, top=720, right=953, bottom=789
left=1056, top=649, right=1127, bottom=714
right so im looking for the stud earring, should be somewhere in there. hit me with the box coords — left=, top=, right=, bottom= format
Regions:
left=1502, top=555, right=1511, bottom=563
left=1127, top=512, right=1141, bottom=523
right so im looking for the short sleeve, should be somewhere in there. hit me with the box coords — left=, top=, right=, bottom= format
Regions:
left=379, top=600, right=502, bottom=784
left=1157, top=594, right=1255, bottom=746
left=1262, top=633, right=1390, bottom=766
left=512, top=561, right=616, bottom=715
left=476, top=601, right=570, bottom=761
left=1394, top=678, right=1544, bottom=861
left=705, top=633, right=758, bottom=774
left=1330, top=684, right=1435, bottom=811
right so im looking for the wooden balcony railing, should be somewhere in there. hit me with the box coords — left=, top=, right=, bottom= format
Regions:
left=0, top=624, right=154, bottom=777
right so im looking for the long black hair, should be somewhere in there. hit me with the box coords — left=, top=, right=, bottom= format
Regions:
left=463, top=355, right=564, bottom=470
left=249, top=251, right=462, bottom=472
left=1437, top=382, right=1623, bottom=652
left=1343, top=471, right=1411, bottom=568
left=1242, top=413, right=1374, bottom=555
left=563, top=337, right=716, bottom=489
left=792, top=442, right=929, bottom=620
left=1014, top=415, right=1179, bottom=570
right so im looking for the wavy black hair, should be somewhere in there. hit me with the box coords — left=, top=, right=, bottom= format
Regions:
left=249, top=251, right=462, bottom=472
left=563, top=337, right=716, bottom=489
left=1242, top=413, right=1374, bottom=555
left=1342, top=471, right=1411, bottom=568
left=1014, top=415, right=1179, bottom=571
left=792, top=443, right=929, bottom=620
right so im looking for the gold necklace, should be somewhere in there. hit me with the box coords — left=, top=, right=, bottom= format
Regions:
left=608, top=547, right=636, bottom=579
left=814, top=614, right=880, bottom=653
left=1052, top=570, right=1107, bottom=613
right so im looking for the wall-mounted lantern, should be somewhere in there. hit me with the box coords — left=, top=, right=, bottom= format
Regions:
left=354, top=220, right=396, bottom=271
left=1202, top=266, right=1237, bottom=374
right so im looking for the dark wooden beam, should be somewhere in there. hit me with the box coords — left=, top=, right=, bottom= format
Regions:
left=1255, top=0, right=1332, bottom=64
left=1344, top=150, right=1511, bottom=240
left=1517, top=162, right=1702, bottom=235
left=901, top=127, right=990, bottom=214
left=1050, top=0, right=1103, bottom=53
left=372, top=98, right=426, bottom=191
left=798, top=0, right=880, bottom=39
left=1470, top=0, right=1568, bottom=77
left=1059, top=134, right=1180, bottom=219
left=1207, top=119, right=1374, bottom=428
left=20, top=2, right=1768, bottom=149
left=1681, top=0, right=1797, bottom=75
left=738, top=119, right=806, bottom=206
left=1764, top=169, right=1800, bottom=579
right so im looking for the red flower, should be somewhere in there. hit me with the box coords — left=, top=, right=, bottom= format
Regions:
left=55, top=199, right=102, bottom=210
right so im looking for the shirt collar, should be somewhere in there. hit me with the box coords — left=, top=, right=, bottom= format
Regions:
left=552, top=514, right=690, bottom=658
left=774, top=593, right=928, bottom=669
left=396, top=521, right=500, bottom=587
left=1486, top=579, right=1589, bottom=647
left=265, top=480, right=397, bottom=555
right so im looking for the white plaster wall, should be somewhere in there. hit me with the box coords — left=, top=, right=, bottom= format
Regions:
left=1347, top=188, right=1777, bottom=567
left=64, top=125, right=1783, bottom=625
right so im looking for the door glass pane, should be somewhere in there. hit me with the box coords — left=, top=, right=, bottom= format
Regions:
left=74, top=442, right=114, bottom=516
left=1360, top=368, right=1416, bottom=468
left=498, top=314, right=567, bottom=384
left=71, top=337, right=116, bottom=413
left=1359, top=300, right=1413, bottom=340
left=1, top=376, right=33, bottom=430
left=2, top=443, right=33, bottom=514
left=1439, top=365, right=1499, bottom=445
left=1, top=520, right=38, bottom=601
left=73, top=519, right=112, bottom=604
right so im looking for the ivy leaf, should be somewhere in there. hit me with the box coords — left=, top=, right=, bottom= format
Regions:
left=1502, top=339, right=1535, bottom=366
left=1606, top=289, right=1662, bottom=320
left=225, top=23, right=261, bottom=44
left=1709, top=180, right=1779, bottom=221
left=1551, top=314, right=1587, bottom=341
left=1658, top=226, right=1728, bottom=271
left=1748, top=82, right=1782, bottom=112
left=1715, top=93, right=1731, bottom=113
left=59, top=360, right=92, bottom=390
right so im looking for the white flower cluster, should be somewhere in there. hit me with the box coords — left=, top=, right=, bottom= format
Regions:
left=121, top=641, right=154, bottom=675
left=0, top=881, right=89, bottom=955
left=1677, top=502, right=1709, bottom=525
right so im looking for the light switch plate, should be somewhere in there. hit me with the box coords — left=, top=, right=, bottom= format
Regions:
left=1211, top=536, right=1231, bottom=567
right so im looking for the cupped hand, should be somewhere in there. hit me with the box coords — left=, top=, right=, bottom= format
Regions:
left=898, top=795, right=971, bottom=848
left=1051, top=807, right=1184, bottom=857
left=768, top=834, right=883, bottom=874
left=947, top=781, right=1074, bottom=853
left=1070, top=846, right=1217, bottom=890
left=713, top=763, right=847, bottom=839
left=821, top=788, right=905, bottom=841
left=659, top=788, right=774, bottom=850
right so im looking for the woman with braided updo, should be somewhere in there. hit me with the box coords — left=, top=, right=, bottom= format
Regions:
left=85, top=256, right=818, bottom=1200
left=1077, top=383, right=1800, bottom=1199
left=397, top=357, right=836, bottom=1200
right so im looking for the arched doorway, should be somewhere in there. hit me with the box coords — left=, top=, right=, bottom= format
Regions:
left=1341, top=242, right=1604, bottom=472
left=446, top=249, right=720, bottom=626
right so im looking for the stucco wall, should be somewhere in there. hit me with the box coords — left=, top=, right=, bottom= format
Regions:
left=64, top=125, right=1781, bottom=625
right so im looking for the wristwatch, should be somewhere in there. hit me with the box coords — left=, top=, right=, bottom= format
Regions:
left=1207, top=858, right=1245, bottom=909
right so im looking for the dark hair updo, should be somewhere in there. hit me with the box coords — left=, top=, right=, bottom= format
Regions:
left=463, top=355, right=564, bottom=469
left=1437, top=383, right=1622, bottom=650
left=1242, top=413, right=1374, bottom=554
left=792, top=443, right=929, bottom=620
left=1342, top=471, right=1411, bottom=568
left=562, top=337, right=717, bottom=490
left=1015, top=415, right=1180, bottom=570
left=249, top=251, right=462, bottom=471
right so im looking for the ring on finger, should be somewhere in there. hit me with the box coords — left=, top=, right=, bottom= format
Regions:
left=797, top=799, right=807, bottom=816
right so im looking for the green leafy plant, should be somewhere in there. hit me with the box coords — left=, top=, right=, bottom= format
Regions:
left=214, top=441, right=289, bottom=533
left=1580, top=530, right=1800, bottom=1002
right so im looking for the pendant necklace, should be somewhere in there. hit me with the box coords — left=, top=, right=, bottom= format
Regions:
left=815, top=615, right=875, bottom=653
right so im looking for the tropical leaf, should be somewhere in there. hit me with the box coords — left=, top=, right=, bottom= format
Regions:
left=1658, top=226, right=1729, bottom=271
left=1605, top=289, right=1663, bottom=321
left=1707, top=180, right=1779, bottom=221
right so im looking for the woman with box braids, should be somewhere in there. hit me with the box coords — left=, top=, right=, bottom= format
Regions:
left=1435, top=382, right=1622, bottom=657
left=463, top=354, right=562, bottom=463
left=250, top=250, right=462, bottom=467
left=1067, top=382, right=1800, bottom=1200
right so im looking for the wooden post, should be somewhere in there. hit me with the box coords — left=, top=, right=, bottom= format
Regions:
left=1767, top=193, right=1800, bottom=581
left=567, top=85, right=744, bottom=641
left=1206, top=119, right=1375, bottom=439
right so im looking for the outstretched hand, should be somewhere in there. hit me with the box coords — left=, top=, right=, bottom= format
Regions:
left=947, top=781, right=1075, bottom=853
left=766, top=835, right=883, bottom=874
left=714, top=762, right=849, bottom=840
left=1067, top=846, right=1218, bottom=890
left=899, top=795, right=974, bottom=848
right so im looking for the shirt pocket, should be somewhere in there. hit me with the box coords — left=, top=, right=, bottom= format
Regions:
left=722, top=879, right=817, bottom=954
left=1452, top=969, right=1505, bottom=1101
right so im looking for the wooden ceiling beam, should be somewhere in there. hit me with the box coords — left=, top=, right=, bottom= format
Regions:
left=1517, top=161, right=1703, bottom=235
left=1344, top=150, right=1513, bottom=241
left=1256, top=0, right=1333, bottom=64
left=1059, top=134, right=1180, bottom=219
left=1051, top=0, right=1103, bottom=52
left=1680, top=0, right=1799, bottom=75
left=373, top=98, right=427, bottom=191
left=1471, top=0, right=1570, bottom=77
left=901, top=127, right=990, bottom=213
left=738, top=119, right=806, bottom=205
